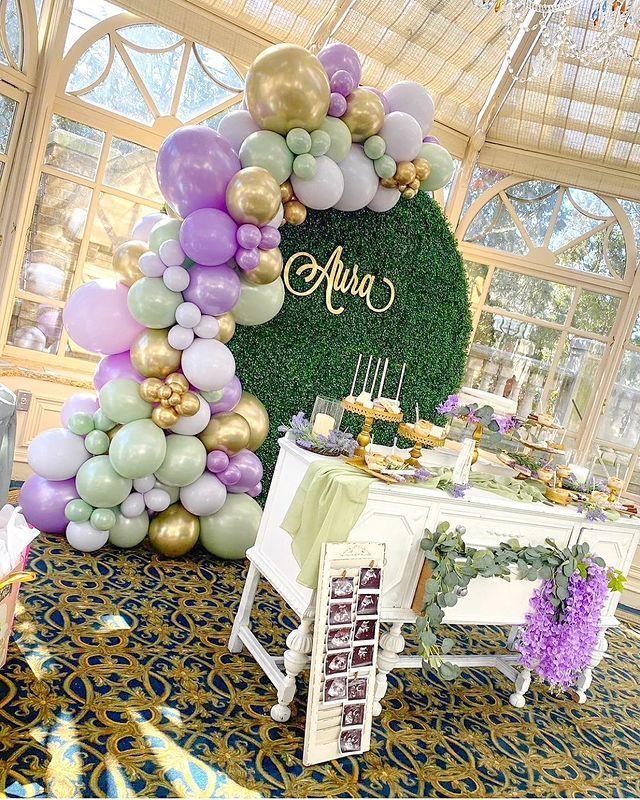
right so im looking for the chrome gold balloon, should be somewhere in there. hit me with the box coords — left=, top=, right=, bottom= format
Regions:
left=152, top=405, right=179, bottom=429
left=233, top=391, right=270, bottom=451
left=113, top=239, right=147, bottom=286
left=245, top=248, right=283, bottom=286
left=226, top=167, right=281, bottom=226
left=413, top=157, right=431, bottom=181
left=215, top=313, right=236, bottom=344
left=166, top=373, right=189, bottom=394
left=394, top=161, right=417, bottom=185
left=199, top=412, right=251, bottom=455
left=131, top=328, right=181, bottom=378
left=245, top=43, right=330, bottom=134
left=139, top=377, right=163, bottom=403
left=178, top=392, right=200, bottom=417
left=284, top=199, right=307, bottom=225
left=341, top=89, right=385, bottom=143
left=280, top=180, right=294, bottom=204
left=148, top=503, right=199, bottom=557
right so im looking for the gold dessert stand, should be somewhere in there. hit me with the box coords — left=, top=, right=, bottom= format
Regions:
left=397, top=422, right=446, bottom=467
left=342, top=399, right=403, bottom=465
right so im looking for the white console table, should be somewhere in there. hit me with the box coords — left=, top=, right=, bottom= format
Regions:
left=229, top=438, right=640, bottom=721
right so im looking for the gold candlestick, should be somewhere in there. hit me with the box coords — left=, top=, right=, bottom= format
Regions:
left=342, top=399, right=403, bottom=465
left=471, top=422, right=484, bottom=465
left=607, top=476, right=623, bottom=504
left=397, top=422, right=446, bottom=467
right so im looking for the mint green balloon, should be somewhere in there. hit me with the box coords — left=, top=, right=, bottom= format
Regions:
left=90, top=507, right=117, bottom=531
left=76, top=455, right=132, bottom=507
left=65, top=498, right=93, bottom=522
left=93, top=409, right=116, bottom=431
left=200, top=389, right=224, bottom=404
left=148, top=218, right=181, bottom=254
left=68, top=412, right=94, bottom=436
left=127, top=277, right=182, bottom=329
left=99, top=379, right=151, bottom=425
left=109, top=511, right=149, bottom=548
left=155, top=481, right=180, bottom=504
left=309, top=129, right=331, bottom=157
left=200, top=494, right=262, bottom=559
left=286, top=128, right=312, bottom=155
left=418, top=143, right=455, bottom=191
left=364, top=135, right=386, bottom=160
left=85, top=429, right=110, bottom=455
left=109, top=419, right=167, bottom=479
left=319, top=117, right=351, bottom=163
left=239, top=130, right=293, bottom=185
left=374, top=154, right=396, bottom=179
left=292, top=153, right=317, bottom=180
left=154, top=434, right=206, bottom=488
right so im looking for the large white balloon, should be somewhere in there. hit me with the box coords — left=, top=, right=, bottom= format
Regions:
left=170, top=394, right=211, bottom=435
left=334, top=145, right=379, bottom=212
left=291, top=156, right=344, bottom=210
left=233, top=277, right=285, bottom=326
left=218, top=110, right=261, bottom=153
left=180, top=472, right=226, bottom=516
left=368, top=184, right=401, bottom=213
left=132, top=213, right=168, bottom=242
left=28, top=428, right=89, bottom=481
left=384, top=81, right=435, bottom=136
left=66, top=521, right=110, bottom=552
left=181, top=338, right=236, bottom=391
left=121, top=492, right=146, bottom=518
left=379, top=111, right=422, bottom=162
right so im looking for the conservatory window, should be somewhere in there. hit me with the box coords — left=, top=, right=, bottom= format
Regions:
left=0, top=0, right=23, bottom=71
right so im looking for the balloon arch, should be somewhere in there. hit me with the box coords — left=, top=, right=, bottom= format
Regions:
left=20, top=42, right=455, bottom=558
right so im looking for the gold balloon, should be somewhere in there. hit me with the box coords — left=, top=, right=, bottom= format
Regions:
left=395, top=161, right=417, bottom=185
left=152, top=405, right=179, bottom=429
left=131, top=328, right=181, bottom=378
left=413, top=157, right=431, bottom=181
left=166, top=373, right=189, bottom=393
left=216, top=313, right=236, bottom=344
left=380, top=178, right=397, bottom=189
left=168, top=393, right=181, bottom=407
left=148, top=503, right=199, bottom=557
left=280, top=180, right=294, bottom=204
left=199, top=412, right=251, bottom=455
left=159, top=385, right=173, bottom=400
left=233, top=392, right=270, bottom=451
left=341, top=88, right=385, bottom=143
left=245, top=247, right=283, bottom=286
left=402, top=188, right=417, bottom=199
left=139, top=377, right=163, bottom=403
left=226, top=167, right=281, bottom=226
left=178, top=392, right=200, bottom=417
left=409, top=178, right=421, bottom=192
left=284, top=199, right=307, bottom=225
left=245, top=43, right=330, bottom=134
left=113, top=239, right=147, bottom=286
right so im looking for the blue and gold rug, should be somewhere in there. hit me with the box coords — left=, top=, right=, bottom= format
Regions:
left=1, top=532, right=639, bottom=798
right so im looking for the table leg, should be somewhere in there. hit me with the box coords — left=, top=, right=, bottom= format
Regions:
left=270, top=603, right=315, bottom=723
left=373, top=621, right=405, bottom=716
left=506, top=625, right=519, bottom=652
left=509, top=667, right=531, bottom=708
left=574, top=626, right=608, bottom=705
left=229, top=562, right=260, bottom=654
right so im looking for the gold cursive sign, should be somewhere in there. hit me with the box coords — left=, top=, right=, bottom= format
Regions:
left=283, top=246, right=396, bottom=316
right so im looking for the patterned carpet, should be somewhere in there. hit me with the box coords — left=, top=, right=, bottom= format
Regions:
left=1, top=532, right=639, bottom=799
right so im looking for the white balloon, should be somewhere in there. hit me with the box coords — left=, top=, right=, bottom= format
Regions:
left=133, top=213, right=168, bottom=242
left=175, top=301, right=201, bottom=329
left=384, top=81, right=435, bottom=136
left=139, top=251, right=166, bottom=278
left=180, top=472, right=226, bottom=516
left=154, top=481, right=180, bottom=504
left=181, top=338, right=236, bottom=391
left=233, top=277, right=285, bottom=327
left=334, top=145, right=379, bottom=212
left=66, top=521, right=109, bottom=552
left=121, top=492, right=146, bottom=518
left=170, top=394, right=211, bottom=435
left=368, top=184, right=401, bottom=213
left=193, top=315, right=219, bottom=339
left=168, top=324, right=194, bottom=351
left=28, top=428, right=89, bottom=480
left=163, top=265, right=190, bottom=292
left=218, top=110, right=261, bottom=153
left=158, top=239, right=186, bottom=267
left=378, top=111, right=422, bottom=162
left=144, top=488, right=171, bottom=512
left=291, top=156, right=344, bottom=210
left=133, top=475, right=156, bottom=493
left=267, top=204, right=284, bottom=228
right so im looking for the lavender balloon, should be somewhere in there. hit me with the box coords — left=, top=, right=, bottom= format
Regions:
left=183, top=264, right=241, bottom=316
left=156, top=126, right=240, bottom=218
left=218, top=463, right=242, bottom=487
left=207, top=450, right=230, bottom=474
left=20, top=475, right=78, bottom=534
left=226, top=449, right=264, bottom=494
left=259, top=226, right=281, bottom=250
left=61, top=393, right=99, bottom=427
left=94, top=351, right=143, bottom=391
left=423, top=135, right=440, bottom=145
left=180, top=208, right=238, bottom=267
left=330, top=70, right=355, bottom=96
left=209, top=375, right=242, bottom=414
left=329, top=93, right=348, bottom=117
left=237, top=224, right=261, bottom=249
left=318, top=42, right=362, bottom=85
left=247, top=482, right=263, bottom=498
left=236, top=248, right=260, bottom=271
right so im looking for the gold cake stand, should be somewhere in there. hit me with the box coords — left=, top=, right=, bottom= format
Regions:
left=397, top=422, right=446, bottom=467
left=342, top=399, right=403, bottom=465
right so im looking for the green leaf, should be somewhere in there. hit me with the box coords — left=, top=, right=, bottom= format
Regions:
left=444, top=592, right=458, bottom=607
left=593, top=556, right=606, bottom=568
left=444, top=572, right=458, bottom=588
left=421, top=630, right=437, bottom=648
left=563, top=563, right=574, bottom=577
left=441, top=637, right=455, bottom=654
left=557, top=585, right=568, bottom=600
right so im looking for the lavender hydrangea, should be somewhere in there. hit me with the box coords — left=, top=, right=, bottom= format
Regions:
left=449, top=482, right=470, bottom=499
left=492, top=414, right=521, bottom=434
left=517, top=561, right=610, bottom=689
left=436, top=394, right=461, bottom=416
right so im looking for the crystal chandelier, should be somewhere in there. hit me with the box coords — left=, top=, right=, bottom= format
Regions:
left=473, top=0, right=639, bottom=77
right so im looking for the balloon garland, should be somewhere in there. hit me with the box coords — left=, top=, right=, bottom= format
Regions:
left=20, top=41, right=456, bottom=558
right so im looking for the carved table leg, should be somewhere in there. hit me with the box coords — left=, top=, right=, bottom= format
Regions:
left=574, top=627, right=609, bottom=705
left=509, top=667, right=531, bottom=708
left=270, top=603, right=315, bottom=722
left=229, top=562, right=260, bottom=653
left=506, top=625, right=519, bottom=652
left=373, top=621, right=405, bottom=716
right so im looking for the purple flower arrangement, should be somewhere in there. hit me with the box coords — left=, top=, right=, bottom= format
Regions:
left=278, top=411, right=357, bottom=457
left=436, top=393, right=521, bottom=435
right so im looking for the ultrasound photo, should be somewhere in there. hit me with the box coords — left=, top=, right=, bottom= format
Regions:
left=353, top=619, right=376, bottom=642
left=323, top=676, right=347, bottom=703
left=327, top=625, right=352, bottom=651
left=348, top=677, right=368, bottom=700
left=325, top=650, right=349, bottom=675
left=356, top=593, right=379, bottom=617
left=351, top=644, right=374, bottom=668
left=342, top=703, right=365, bottom=727
left=331, top=576, right=355, bottom=599
left=359, top=567, right=381, bottom=590
left=328, top=602, right=353, bottom=625
left=339, top=728, right=363, bottom=753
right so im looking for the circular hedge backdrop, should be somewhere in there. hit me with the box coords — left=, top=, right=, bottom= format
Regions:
left=231, top=192, right=471, bottom=489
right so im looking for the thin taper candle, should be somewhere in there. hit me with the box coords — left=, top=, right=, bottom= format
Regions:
left=395, top=362, right=406, bottom=401
left=349, top=353, right=362, bottom=397
left=415, top=402, right=420, bottom=423
left=369, top=357, right=381, bottom=394
left=378, top=358, right=389, bottom=398
left=361, top=355, right=373, bottom=395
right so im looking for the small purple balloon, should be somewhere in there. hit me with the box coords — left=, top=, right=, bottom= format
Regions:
left=247, top=482, right=263, bottom=498
left=20, top=475, right=78, bottom=534
left=209, top=375, right=242, bottom=414
left=227, top=449, right=264, bottom=494
left=330, top=69, right=355, bottom=97
left=61, top=393, right=99, bottom=427
left=183, top=263, right=241, bottom=316
left=259, top=226, right=281, bottom=250
left=207, top=449, right=230, bottom=474
left=219, top=464, right=242, bottom=487
left=423, top=135, right=440, bottom=144
left=361, top=85, right=389, bottom=114
left=318, top=42, right=362, bottom=85
left=180, top=208, right=238, bottom=267
left=93, top=351, right=143, bottom=391
left=235, top=247, right=260, bottom=271
left=329, top=92, right=348, bottom=117
left=236, top=224, right=261, bottom=250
